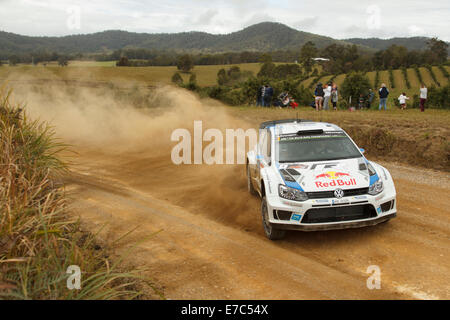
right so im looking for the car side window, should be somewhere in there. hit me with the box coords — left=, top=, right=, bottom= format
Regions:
left=266, top=129, right=272, bottom=158
left=258, top=129, right=266, bottom=156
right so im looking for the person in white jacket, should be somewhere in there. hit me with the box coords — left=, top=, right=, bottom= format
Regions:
left=323, top=83, right=332, bottom=110
left=398, top=92, right=410, bottom=110
left=419, top=84, right=427, bottom=112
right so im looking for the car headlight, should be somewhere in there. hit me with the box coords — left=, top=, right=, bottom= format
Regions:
left=368, top=179, right=384, bottom=195
left=278, top=184, right=308, bottom=201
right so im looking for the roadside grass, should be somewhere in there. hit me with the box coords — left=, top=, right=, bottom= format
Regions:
left=0, top=88, right=162, bottom=299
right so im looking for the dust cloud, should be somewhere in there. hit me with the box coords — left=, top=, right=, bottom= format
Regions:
left=4, top=76, right=260, bottom=230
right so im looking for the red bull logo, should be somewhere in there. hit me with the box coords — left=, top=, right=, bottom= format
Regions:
left=315, top=171, right=356, bottom=188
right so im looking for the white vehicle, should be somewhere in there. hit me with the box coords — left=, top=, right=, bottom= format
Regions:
left=246, top=119, right=397, bottom=240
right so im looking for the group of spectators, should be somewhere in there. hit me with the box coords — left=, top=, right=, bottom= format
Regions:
left=256, top=84, right=274, bottom=107
left=313, top=82, right=339, bottom=111
left=376, top=83, right=428, bottom=112
left=257, top=81, right=429, bottom=112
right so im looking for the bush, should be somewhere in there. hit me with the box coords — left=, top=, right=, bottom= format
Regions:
left=341, top=72, right=372, bottom=106
left=427, top=84, right=450, bottom=109
left=171, top=72, right=183, bottom=85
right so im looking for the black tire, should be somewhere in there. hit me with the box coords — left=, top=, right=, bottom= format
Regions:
left=247, top=164, right=257, bottom=196
left=261, top=196, right=286, bottom=240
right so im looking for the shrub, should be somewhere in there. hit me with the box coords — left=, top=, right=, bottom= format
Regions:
left=171, top=72, right=183, bottom=85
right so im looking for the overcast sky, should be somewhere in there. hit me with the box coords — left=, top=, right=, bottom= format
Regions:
left=0, top=0, right=448, bottom=40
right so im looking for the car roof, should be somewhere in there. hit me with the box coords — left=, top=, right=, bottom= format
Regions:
left=261, top=119, right=342, bottom=135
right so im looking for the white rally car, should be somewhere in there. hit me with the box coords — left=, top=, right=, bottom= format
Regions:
left=247, top=119, right=397, bottom=240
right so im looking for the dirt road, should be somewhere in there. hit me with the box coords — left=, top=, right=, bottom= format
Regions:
left=12, top=82, right=447, bottom=299
left=64, top=148, right=450, bottom=300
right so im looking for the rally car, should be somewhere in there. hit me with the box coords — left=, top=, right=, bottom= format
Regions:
left=246, top=119, right=396, bottom=240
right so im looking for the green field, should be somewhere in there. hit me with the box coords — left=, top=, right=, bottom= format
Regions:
left=0, top=63, right=261, bottom=87
left=1, top=61, right=448, bottom=102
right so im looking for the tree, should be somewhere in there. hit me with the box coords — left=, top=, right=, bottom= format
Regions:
left=299, top=41, right=318, bottom=74
left=177, top=54, right=194, bottom=72
left=425, top=37, right=448, bottom=64
left=217, top=68, right=228, bottom=85
left=257, top=62, right=276, bottom=78
left=116, top=56, right=129, bottom=66
left=259, top=53, right=272, bottom=64
left=341, top=72, right=372, bottom=106
left=171, top=72, right=183, bottom=85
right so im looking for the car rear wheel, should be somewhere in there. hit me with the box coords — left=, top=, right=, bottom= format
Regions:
left=247, top=165, right=257, bottom=196
left=261, top=196, right=286, bottom=240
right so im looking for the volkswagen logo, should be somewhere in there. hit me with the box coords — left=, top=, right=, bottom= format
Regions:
left=334, top=188, right=344, bottom=199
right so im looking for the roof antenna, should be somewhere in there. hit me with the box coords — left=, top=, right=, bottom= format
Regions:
left=296, top=112, right=299, bottom=123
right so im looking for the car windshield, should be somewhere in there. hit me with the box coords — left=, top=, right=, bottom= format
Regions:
left=277, top=131, right=362, bottom=163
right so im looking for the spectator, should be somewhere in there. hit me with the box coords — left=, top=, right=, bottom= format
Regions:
left=331, top=83, right=338, bottom=110
left=257, top=85, right=264, bottom=106
left=419, top=84, right=427, bottom=112
left=358, top=94, right=365, bottom=110
left=264, top=84, right=273, bottom=107
left=323, top=83, right=332, bottom=110
left=260, top=85, right=267, bottom=107
left=314, top=83, right=324, bottom=111
left=398, top=92, right=410, bottom=110
left=367, top=89, right=375, bottom=109
left=378, top=83, right=389, bottom=110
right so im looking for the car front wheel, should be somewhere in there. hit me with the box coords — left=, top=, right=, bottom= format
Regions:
left=261, top=196, right=286, bottom=240
left=247, top=165, right=257, bottom=196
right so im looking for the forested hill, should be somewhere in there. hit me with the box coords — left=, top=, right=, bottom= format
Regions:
left=0, top=22, right=441, bottom=55
left=344, top=37, right=432, bottom=51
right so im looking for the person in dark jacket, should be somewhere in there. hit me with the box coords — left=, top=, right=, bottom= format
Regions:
left=378, top=83, right=389, bottom=110
left=264, top=84, right=273, bottom=107
left=314, top=83, right=324, bottom=111
left=367, top=89, right=375, bottom=109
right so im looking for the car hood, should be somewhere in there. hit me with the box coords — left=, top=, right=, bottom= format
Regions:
left=277, top=157, right=372, bottom=192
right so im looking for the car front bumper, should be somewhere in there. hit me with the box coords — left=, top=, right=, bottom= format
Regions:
left=265, top=191, right=397, bottom=231
left=272, top=212, right=396, bottom=231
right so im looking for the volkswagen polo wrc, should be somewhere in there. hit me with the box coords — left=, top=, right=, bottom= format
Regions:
left=246, top=119, right=396, bottom=240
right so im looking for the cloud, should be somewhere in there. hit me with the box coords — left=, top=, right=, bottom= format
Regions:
left=293, top=17, right=318, bottom=30
left=408, top=25, right=426, bottom=36
left=0, top=0, right=448, bottom=40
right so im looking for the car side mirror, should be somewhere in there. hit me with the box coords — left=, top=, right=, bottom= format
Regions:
left=359, top=148, right=365, bottom=154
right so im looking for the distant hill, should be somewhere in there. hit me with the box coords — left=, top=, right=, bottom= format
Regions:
left=344, top=37, right=431, bottom=51
left=0, top=22, right=442, bottom=56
